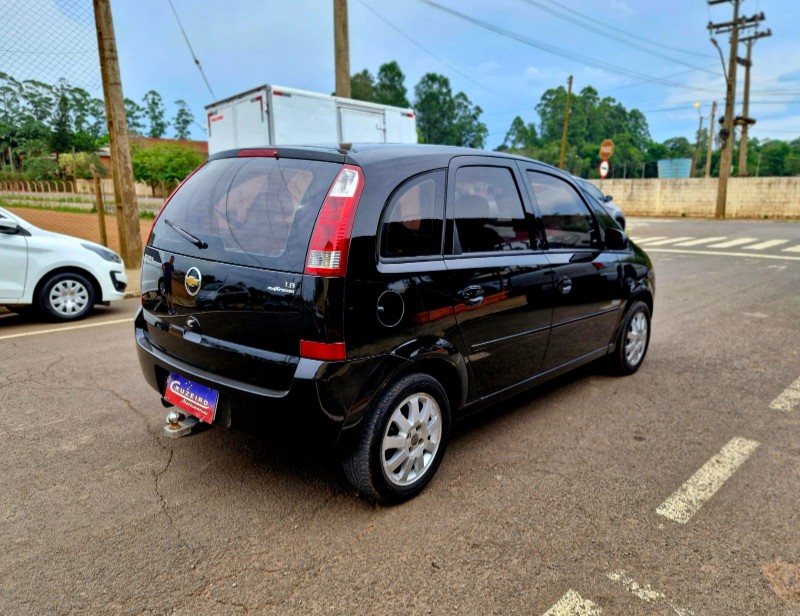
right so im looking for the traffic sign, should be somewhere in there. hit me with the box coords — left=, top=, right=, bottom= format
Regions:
left=599, top=160, right=610, bottom=179
left=599, top=139, right=615, bottom=160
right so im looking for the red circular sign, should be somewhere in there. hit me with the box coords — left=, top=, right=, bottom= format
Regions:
left=599, top=139, right=615, bottom=160
left=598, top=160, right=610, bottom=179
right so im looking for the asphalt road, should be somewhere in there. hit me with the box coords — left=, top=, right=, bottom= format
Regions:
left=1, top=218, right=798, bottom=615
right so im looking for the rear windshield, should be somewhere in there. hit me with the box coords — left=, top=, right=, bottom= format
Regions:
left=149, top=157, right=341, bottom=271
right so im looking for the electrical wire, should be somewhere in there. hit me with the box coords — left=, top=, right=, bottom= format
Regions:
left=354, top=0, right=530, bottom=107
left=416, top=0, right=722, bottom=94
left=167, top=0, right=217, bottom=100
left=516, top=0, right=720, bottom=76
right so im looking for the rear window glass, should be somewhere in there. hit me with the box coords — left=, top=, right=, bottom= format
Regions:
left=149, top=157, right=341, bottom=271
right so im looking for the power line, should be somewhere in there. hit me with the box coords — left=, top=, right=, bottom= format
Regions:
left=417, top=0, right=721, bottom=95
left=166, top=0, right=216, bottom=100
left=541, top=0, right=717, bottom=59
left=354, top=0, right=530, bottom=107
left=516, top=0, right=720, bottom=76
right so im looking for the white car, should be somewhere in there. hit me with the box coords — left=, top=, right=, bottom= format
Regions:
left=0, top=206, right=128, bottom=320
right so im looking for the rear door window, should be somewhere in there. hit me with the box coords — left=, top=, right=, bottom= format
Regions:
left=452, top=166, right=531, bottom=254
left=149, top=157, right=341, bottom=272
left=380, top=170, right=445, bottom=259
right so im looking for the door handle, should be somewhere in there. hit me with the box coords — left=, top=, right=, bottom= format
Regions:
left=557, top=276, right=573, bottom=295
left=460, top=285, right=484, bottom=306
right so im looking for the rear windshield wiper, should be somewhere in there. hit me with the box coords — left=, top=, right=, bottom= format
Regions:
left=164, top=219, right=207, bottom=249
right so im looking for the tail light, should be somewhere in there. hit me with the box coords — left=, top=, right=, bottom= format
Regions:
left=304, top=164, right=364, bottom=277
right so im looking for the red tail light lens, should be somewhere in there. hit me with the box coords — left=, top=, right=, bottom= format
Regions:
left=304, top=164, right=364, bottom=277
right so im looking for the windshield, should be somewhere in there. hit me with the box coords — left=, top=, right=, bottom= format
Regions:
left=149, top=156, right=341, bottom=272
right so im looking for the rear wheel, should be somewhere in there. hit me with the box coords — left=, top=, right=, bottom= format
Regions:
left=609, top=300, right=650, bottom=375
left=342, top=373, right=450, bottom=504
left=39, top=272, right=95, bottom=321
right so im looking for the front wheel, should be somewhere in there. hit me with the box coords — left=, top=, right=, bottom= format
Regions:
left=39, top=272, right=95, bottom=321
left=342, top=373, right=451, bottom=504
left=608, top=300, right=651, bottom=375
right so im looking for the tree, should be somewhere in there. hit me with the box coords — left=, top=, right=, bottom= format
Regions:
left=374, top=61, right=410, bottom=108
left=414, top=73, right=455, bottom=145
left=142, top=90, right=169, bottom=138
left=349, top=69, right=375, bottom=102
left=125, top=98, right=146, bottom=136
left=131, top=142, right=203, bottom=195
left=501, top=116, right=538, bottom=151
left=172, top=99, right=194, bottom=140
left=50, top=91, right=72, bottom=159
left=451, top=92, right=487, bottom=148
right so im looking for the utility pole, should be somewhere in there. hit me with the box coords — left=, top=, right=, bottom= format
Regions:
left=333, top=0, right=351, bottom=98
left=705, top=100, right=717, bottom=179
left=558, top=75, right=573, bottom=170
left=708, top=1, right=764, bottom=218
left=691, top=102, right=704, bottom=177
left=94, top=0, right=141, bottom=267
left=737, top=29, right=771, bottom=176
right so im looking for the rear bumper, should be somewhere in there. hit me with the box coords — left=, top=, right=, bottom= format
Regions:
left=133, top=309, right=394, bottom=449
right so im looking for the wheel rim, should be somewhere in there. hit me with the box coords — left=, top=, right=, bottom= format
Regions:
left=625, top=311, right=648, bottom=367
left=49, top=279, right=90, bottom=316
left=381, top=392, right=442, bottom=487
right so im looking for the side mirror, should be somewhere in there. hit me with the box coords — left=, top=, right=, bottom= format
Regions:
left=605, top=227, right=628, bottom=250
left=604, top=194, right=613, bottom=202
left=0, top=218, right=20, bottom=234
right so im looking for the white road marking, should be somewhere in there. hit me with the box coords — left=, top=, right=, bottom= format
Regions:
left=674, top=236, right=727, bottom=246
left=630, top=236, right=667, bottom=244
left=645, top=248, right=800, bottom=262
left=656, top=437, right=760, bottom=524
left=543, top=590, right=602, bottom=615
left=783, top=245, right=800, bottom=253
left=607, top=571, right=693, bottom=615
left=639, top=236, right=694, bottom=246
left=0, top=318, right=133, bottom=341
left=744, top=239, right=790, bottom=250
left=770, top=376, right=800, bottom=412
left=708, top=237, right=758, bottom=248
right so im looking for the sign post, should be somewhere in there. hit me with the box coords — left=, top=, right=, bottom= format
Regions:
left=598, top=139, right=614, bottom=179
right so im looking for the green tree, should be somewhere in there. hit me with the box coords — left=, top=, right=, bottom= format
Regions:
left=374, top=61, right=410, bottom=108
left=142, top=90, right=169, bottom=138
left=131, top=141, right=203, bottom=195
left=125, top=98, right=146, bottom=136
left=501, top=116, right=538, bottom=151
left=414, top=73, right=456, bottom=145
left=172, top=99, right=194, bottom=140
left=452, top=92, right=487, bottom=148
left=50, top=91, right=72, bottom=159
left=349, top=69, right=375, bottom=102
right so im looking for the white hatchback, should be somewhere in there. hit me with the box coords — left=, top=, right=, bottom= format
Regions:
left=0, top=206, right=128, bottom=320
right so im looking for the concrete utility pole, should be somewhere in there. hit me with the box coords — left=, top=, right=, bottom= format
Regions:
left=691, top=103, right=704, bottom=177
left=708, top=1, right=764, bottom=218
left=737, top=29, right=772, bottom=176
left=558, top=75, right=573, bottom=170
left=705, top=100, right=717, bottom=179
left=334, top=0, right=351, bottom=98
left=94, top=0, right=141, bottom=267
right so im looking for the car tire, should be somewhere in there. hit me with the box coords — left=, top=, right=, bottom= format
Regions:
left=342, top=373, right=451, bottom=504
left=609, top=300, right=650, bottom=375
left=39, top=272, right=95, bottom=321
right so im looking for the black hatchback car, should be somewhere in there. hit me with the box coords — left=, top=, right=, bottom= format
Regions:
left=135, top=144, right=654, bottom=503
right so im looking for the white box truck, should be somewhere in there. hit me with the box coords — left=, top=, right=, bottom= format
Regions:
left=205, top=84, right=418, bottom=155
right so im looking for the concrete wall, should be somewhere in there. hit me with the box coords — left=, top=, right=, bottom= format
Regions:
left=592, top=177, right=800, bottom=219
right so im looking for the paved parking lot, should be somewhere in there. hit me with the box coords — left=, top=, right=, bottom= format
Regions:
left=1, top=218, right=798, bottom=615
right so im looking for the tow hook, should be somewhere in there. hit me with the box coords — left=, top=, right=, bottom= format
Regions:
left=163, top=410, right=199, bottom=438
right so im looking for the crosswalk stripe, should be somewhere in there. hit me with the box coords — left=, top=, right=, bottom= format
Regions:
left=674, top=236, right=727, bottom=246
left=745, top=239, right=790, bottom=250
left=641, top=236, right=694, bottom=246
left=770, top=376, right=800, bottom=412
left=708, top=238, right=758, bottom=248
left=783, top=245, right=800, bottom=253
left=631, top=236, right=667, bottom=244
left=543, top=590, right=602, bottom=615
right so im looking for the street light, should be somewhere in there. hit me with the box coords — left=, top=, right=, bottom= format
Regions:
left=709, top=37, right=728, bottom=83
left=692, top=103, right=705, bottom=177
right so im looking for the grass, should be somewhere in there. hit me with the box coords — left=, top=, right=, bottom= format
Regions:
left=1, top=199, right=157, bottom=219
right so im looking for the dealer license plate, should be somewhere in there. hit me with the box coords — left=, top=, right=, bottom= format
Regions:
left=164, top=372, right=219, bottom=424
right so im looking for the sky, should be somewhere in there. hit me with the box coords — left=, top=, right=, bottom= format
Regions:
left=5, top=0, right=800, bottom=150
